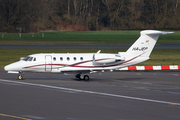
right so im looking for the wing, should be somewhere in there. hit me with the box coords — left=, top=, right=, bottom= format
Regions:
left=60, top=69, right=112, bottom=75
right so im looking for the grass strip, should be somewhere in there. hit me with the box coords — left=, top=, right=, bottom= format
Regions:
left=1, top=30, right=179, bottom=45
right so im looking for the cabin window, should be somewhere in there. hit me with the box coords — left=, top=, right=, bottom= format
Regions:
left=53, top=57, right=56, bottom=61
left=33, top=58, right=36, bottom=61
left=67, top=57, right=70, bottom=61
left=74, top=57, right=76, bottom=61
left=60, top=57, right=63, bottom=61
left=80, top=57, right=83, bottom=61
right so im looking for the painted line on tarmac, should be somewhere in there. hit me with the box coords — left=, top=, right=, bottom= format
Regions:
left=0, top=113, right=32, bottom=120
left=1, top=79, right=180, bottom=106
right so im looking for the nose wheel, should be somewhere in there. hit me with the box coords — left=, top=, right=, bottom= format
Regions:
left=16, top=72, right=25, bottom=80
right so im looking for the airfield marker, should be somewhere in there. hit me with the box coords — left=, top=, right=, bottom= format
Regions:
left=42, top=33, right=44, bottom=37
left=119, top=65, right=180, bottom=71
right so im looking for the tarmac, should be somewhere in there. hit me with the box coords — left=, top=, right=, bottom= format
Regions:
left=0, top=69, right=180, bottom=120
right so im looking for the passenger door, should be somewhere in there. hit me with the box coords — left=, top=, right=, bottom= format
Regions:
left=45, top=55, right=52, bottom=71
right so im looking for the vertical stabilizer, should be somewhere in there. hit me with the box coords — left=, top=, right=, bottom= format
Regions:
left=126, top=30, right=173, bottom=57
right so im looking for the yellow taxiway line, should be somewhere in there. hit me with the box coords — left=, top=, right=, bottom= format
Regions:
left=0, top=113, right=32, bottom=120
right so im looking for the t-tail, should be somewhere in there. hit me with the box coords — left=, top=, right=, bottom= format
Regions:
left=124, top=30, right=173, bottom=65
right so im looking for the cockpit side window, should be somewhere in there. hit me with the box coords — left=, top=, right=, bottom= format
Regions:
left=28, top=57, right=33, bottom=61
left=23, top=56, right=35, bottom=61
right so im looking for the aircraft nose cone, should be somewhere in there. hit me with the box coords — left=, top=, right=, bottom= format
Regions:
left=4, top=63, right=16, bottom=71
left=4, top=62, right=21, bottom=72
left=4, top=65, right=10, bottom=71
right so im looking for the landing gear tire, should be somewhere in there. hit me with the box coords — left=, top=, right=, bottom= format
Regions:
left=75, top=74, right=90, bottom=81
left=16, top=75, right=25, bottom=80
left=83, top=75, right=89, bottom=81
left=75, top=74, right=82, bottom=81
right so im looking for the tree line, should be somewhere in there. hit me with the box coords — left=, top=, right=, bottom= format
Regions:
left=0, top=0, right=180, bottom=33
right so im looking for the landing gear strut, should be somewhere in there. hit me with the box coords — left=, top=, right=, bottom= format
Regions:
left=75, top=74, right=90, bottom=81
left=16, top=71, right=25, bottom=80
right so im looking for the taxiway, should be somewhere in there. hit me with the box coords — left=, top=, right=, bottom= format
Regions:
left=0, top=69, right=180, bottom=120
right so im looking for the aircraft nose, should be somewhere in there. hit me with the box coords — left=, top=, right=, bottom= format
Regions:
left=4, top=63, right=17, bottom=71
left=4, top=65, right=11, bottom=71
left=4, top=62, right=21, bottom=72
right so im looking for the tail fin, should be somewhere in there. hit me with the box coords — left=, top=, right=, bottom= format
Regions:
left=126, top=30, right=173, bottom=57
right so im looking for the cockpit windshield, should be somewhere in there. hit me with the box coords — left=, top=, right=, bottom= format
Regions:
left=23, top=56, right=36, bottom=61
left=23, top=56, right=30, bottom=61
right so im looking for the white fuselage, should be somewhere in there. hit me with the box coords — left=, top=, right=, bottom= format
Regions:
left=4, top=52, right=146, bottom=74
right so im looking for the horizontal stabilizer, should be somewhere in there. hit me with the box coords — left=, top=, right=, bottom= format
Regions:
left=141, top=30, right=174, bottom=35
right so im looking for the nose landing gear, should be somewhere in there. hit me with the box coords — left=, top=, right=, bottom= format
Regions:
left=16, top=71, right=25, bottom=80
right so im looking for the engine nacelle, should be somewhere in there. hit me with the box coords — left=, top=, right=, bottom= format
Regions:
left=93, top=54, right=124, bottom=65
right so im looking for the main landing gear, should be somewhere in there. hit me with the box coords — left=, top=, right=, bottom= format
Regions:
left=16, top=71, right=25, bottom=80
left=75, top=74, right=90, bottom=81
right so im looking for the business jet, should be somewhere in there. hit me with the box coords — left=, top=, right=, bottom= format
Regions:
left=4, top=30, right=173, bottom=80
